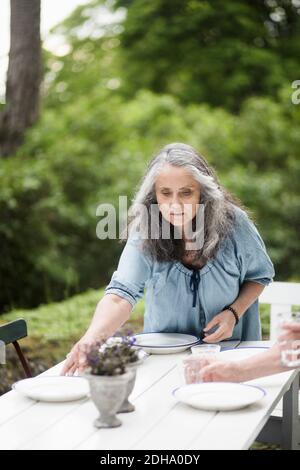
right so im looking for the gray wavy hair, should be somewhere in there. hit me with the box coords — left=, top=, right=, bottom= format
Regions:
left=122, top=143, right=246, bottom=263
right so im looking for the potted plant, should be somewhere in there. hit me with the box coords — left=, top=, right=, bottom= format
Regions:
left=82, top=333, right=146, bottom=428
left=115, top=334, right=147, bottom=413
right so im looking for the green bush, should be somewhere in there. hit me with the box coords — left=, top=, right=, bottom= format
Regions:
left=1, top=85, right=299, bottom=312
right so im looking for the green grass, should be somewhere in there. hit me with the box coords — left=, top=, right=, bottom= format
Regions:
left=0, top=288, right=145, bottom=343
left=0, top=288, right=272, bottom=352
left=260, top=304, right=271, bottom=338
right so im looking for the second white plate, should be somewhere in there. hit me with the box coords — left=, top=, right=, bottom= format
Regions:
left=173, top=382, right=266, bottom=411
left=12, top=376, right=89, bottom=402
left=133, top=333, right=200, bottom=354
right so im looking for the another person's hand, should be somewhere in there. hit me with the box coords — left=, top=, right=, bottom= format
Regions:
left=182, top=356, right=243, bottom=383
left=199, top=360, right=242, bottom=383
left=61, top=333, right=100, bottom=376
left=278, top=322, right=300, bottom=343
left=202, top=310, right=236, bottom=343
left=183, top=356, right=213, bottom=384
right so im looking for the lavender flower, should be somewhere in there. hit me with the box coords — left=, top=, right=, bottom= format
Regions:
left=85, top=333, right=141, bottom=376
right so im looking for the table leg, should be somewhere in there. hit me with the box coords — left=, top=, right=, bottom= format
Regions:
left=256, top=372, right=300, bottom=450
left=282, top=371, right=300, bottom=450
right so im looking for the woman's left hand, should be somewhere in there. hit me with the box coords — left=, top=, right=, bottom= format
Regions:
left=202, top=310, right=236, bottom=343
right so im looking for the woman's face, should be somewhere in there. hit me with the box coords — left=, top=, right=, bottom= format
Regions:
left=155, top=164, right=201, bottom=230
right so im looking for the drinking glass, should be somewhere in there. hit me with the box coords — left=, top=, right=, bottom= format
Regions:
left=177, top=345, right=221, bottom=385
left=190, top=344, right=221, bottom=356
left=280, top=312, right=300, bottom=368
left=275, top=311, right=293, bottom=343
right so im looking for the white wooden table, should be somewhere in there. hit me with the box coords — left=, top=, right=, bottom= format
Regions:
left=0, top=341, right=299, bottom=450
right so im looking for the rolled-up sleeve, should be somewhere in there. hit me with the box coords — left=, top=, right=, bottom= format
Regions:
left=234, top=209, right=275, bottom=286
left=104, top=237, right=152, bottom=308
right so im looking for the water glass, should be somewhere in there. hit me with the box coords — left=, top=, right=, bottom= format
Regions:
left=275, top=311, right=294, bottom=342
left=190, top=344, right=221, bottom=356
left=281, top=340, right=300, bottom=368
left=177, top=345, right=221, bottom=385
left=279, top=311, right=300, bottom=367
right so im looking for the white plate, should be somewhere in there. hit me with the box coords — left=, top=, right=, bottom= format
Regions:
left=172, top=382, right=266, bottom=411
left=12, top=376, right=89, bottom=402
left=220, top=347, right=269, bottom=362
left=133, top=333, right=200, bottom=355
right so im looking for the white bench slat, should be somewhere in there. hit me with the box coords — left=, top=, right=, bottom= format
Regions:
left=259, top=282, right=300, bottom=305
left=258, top=281, right=300, bottom=341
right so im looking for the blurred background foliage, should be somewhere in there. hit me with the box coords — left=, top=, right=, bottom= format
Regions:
left=0, top=0, right=299, bottom=313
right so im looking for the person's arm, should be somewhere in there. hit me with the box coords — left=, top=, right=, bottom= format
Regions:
left=199, top=322, right=300, bottom=383
left=229, top=281, right=265, bottom=319
left=204, top=209, right=275, bottom=343
left=199, top=343, right=290, bottom=383
left=231, top=343, right=288, bottom=381
left=61, top=236, right=152, bottom=376
left=203, top=281, right=264, bottom=343
left=84, top=294, right=133, bottom=340
left=61, top=294, right=132, bottom=375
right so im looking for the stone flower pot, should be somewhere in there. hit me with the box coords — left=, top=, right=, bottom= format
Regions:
left=83, top=370, right=132, bottom=428
left=118, top=350, right=148, bottom=414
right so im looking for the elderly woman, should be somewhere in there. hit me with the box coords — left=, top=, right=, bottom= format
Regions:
left=62, top=143, right=275, bottom=375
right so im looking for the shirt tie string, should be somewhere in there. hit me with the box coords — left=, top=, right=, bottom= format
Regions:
left=189, top=270, right=200, bottom=308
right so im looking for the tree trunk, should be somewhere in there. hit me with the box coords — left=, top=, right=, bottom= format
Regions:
left=0, top=0, right=41, bottom=157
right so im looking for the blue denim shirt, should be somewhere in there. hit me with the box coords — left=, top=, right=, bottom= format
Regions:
left=104, top=207, right=275, bottom=341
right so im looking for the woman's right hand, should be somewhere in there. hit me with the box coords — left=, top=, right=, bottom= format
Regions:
left=60, top=333, right=100, bottom=376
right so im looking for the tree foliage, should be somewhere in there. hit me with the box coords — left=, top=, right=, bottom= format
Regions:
left=0, top=0, right=299, bottom=312
left=113, top=0, right=300, bottom=110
